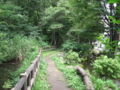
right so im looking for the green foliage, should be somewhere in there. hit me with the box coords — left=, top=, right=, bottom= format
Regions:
left=62, top=40, right=90, bottom=51
left=61, top=40, right=75, bottom=51
left=32, top=58, right=50, bottom=90
left=51, top=54, right=86, bottom=90
left=0, top=33, right=40, bottom=63
left=64, top=50, right=86, bottom=65
left=0, top=33, right=8, bottom=63
left=103, top=0, right=120, bottom=57
left=3, top=48, right=39, bottom=89
left=67, top=0, right=104, bottom=42
left=0, top=2, right=27, bottom=32
left=108, top=0, right=119, bottom=4
left=89, top=72, right=119, bottom=90
left=64, top=50, right=79, bottom=64
left=92, top=55, right=120, bottom=79
left=97, top=35, right=118, bottom=52
left=38, top=39, right=50, bottom=47
left=2, top=79, right=12, bottom=89
left=0, top=2, right=40, bottom=37
left=62, top=41, right=90, bottom=58
left=108, top=16, right=120, bottom=24
left=40, top=0, right=72, bottom=46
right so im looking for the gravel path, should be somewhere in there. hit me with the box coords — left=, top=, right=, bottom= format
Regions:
left=45, top=54, right=71, bottom=90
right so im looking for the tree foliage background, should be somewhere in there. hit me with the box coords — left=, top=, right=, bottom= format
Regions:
left=0, top=0, right=120, bottom=63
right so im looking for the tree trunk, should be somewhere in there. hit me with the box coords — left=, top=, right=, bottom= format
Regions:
left=109, top=3, right=119, bottom=57
left=53, top=29, right=56, bottom=46
left=78, top=35, right=80, bottom=43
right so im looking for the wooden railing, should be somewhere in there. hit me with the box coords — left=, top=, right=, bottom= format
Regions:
left=42, top=46, right=55, bottom=51
left=11, top=49, right=42, bottom=90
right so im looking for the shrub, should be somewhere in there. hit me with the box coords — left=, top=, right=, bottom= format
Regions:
left=0, top=33, right=9, bottom=63
left=61, top=40, right=74, bottom=51
left=90, top=74, right=119, bottom=90
left=62, top=40, right=90, bottom=51
left=85, top=70, right=120, bottom=90
left=92, top=55, right=120, bottom=79
left=64, top=50, right=86, bottom=64
left=0, top=33, right=40, bottom=63
left=61, top=41, right=90, bottom=58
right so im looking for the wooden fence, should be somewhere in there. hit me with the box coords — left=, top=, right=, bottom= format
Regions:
left=42, top=46, right=55, bottom=51
left=11, top=49, right=42, bottom=90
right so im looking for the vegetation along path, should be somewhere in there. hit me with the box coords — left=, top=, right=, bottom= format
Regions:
left=45, top=54, right=71, bottom=90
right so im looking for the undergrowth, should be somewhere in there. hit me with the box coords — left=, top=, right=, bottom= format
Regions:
left=86, top=70, right=120, bottom=90
left=51, top=53, right=120, bottom=90
left=3, top=48, right=39, bottom=89
left=51, top=53, right=86, bottom=90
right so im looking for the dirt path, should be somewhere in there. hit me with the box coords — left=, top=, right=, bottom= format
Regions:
left=45, top=54, right=71, bottom=90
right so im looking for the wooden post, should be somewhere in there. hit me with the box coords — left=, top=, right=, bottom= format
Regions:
left=27, top=73, right=31, bottom=86
left=31, top=62, right=36, bottom=77
left=34, top=64, right=36, bottom=74
left=20, top=73, right=27, bottom=90
left=37, top=57, right=39, bottom=68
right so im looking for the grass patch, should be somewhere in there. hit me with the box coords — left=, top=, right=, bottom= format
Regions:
left=51, top=53, right=86, bottom=90
left=32, top=58, right=50, bottom=90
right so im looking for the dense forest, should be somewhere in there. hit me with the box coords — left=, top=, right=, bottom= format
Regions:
left=0, top=0, right=120, bottom=90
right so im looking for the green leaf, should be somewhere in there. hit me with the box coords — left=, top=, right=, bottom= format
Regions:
left=117, top=5, right=120, bottom=10
left=110, top=40, right=118, bottom=45
left=118, top=29, right=120, bottom=32
left=0, top=9, right=3, bottom=13
left=108, top=0, right=118, bottom=3
left=108, top=16, right=117, bottom=23
left=116, top=20, right=120, bottom=24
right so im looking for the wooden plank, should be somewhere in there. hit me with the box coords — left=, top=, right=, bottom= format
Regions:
left=26, top=64, right=34, bottom=77
left=11, top=77, right=26, bottom=90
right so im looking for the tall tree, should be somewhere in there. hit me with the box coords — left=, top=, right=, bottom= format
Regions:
left=68, top=0, right=104, bottom=43
left=98, top=0, right=120, bottom=57
left=40, top=0, right=72, bottom=46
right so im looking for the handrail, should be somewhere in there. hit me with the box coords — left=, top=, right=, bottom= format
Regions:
left=42, top=46, right=55, bottom=51
left=11, top=49, right=42, bottom=90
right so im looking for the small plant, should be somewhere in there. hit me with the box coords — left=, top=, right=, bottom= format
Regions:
left=92, top=55, right=120, bottom=79
left=61, top=40, right=74, bottom=51
left=86, top=70, right=120, bottom=90
left=65, top=50, right=87, bottom=64
left=64, top=50, right=85, bottom=64
left=2, top=79, right=12, bottom=90
left=90, top=74, right=119, bottom=90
